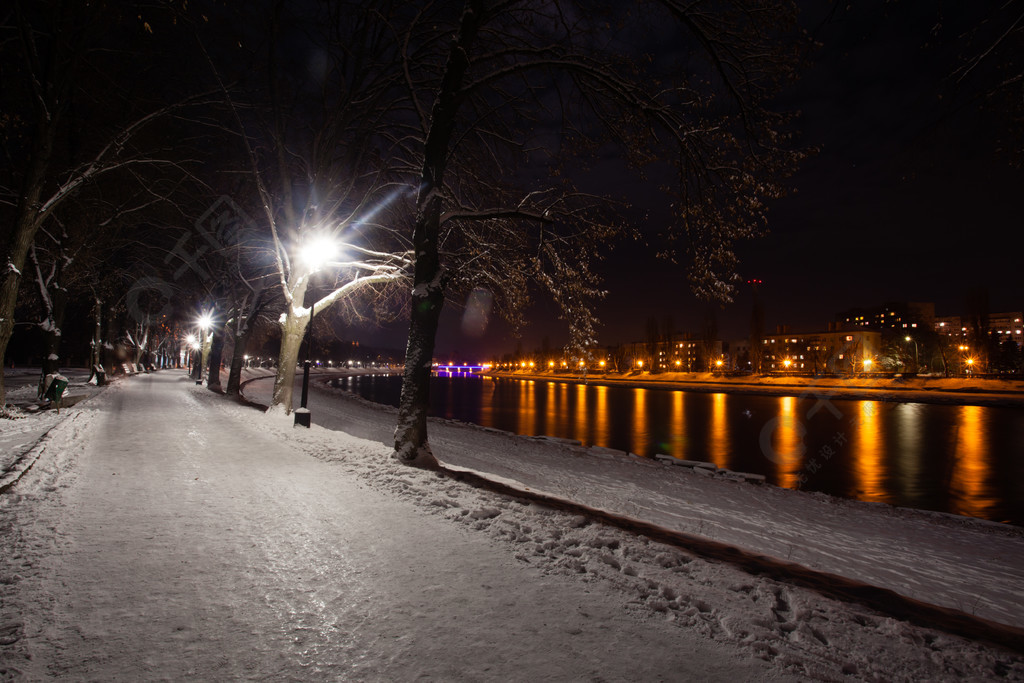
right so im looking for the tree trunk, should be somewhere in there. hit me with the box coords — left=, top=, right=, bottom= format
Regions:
left=88, top=297, right=103, bottom=382
left=102, top=308, right=118, bottom=375
left=40, top=284, right=69, bottom=378
left=394, top=278, right=444, bottom=467
left=225, top=325, right=249, bottom=396
left=393, top=0, right=482, bottom=468
left=0, top=112, right=55, bottom=408
left=270, top=313, right=308, bottom=414
left=206, top=325, right=226, bottom=392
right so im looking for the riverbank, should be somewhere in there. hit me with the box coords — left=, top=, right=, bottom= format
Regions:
left=484, top=369, right=1024, bottom=407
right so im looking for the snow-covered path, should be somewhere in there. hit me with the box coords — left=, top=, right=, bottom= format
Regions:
left=0, top=372, right=794, bottom=681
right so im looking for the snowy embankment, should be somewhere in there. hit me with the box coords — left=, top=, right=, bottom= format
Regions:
left=241, top=370, right=1024, bottom=636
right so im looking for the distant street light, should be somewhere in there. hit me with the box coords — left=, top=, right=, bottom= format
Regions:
left=863, top=358, right=873, bottom=373
left=904, top=336, right=918, bottom=370
left=295, top=234, right=340, bottom=428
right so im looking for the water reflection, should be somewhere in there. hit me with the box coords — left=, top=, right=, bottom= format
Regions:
left=852, top=401, right=886, bottom=502
left=950, top=405, right=993, bottom=520
left=772, top=396, right=804, bottom=489
left=480, top=378, right=495, bottom=427
left=339, top=375, right=1020, bottom=525
left=894, top=404, right=923, bottom=499
left=667, top=391, right=685, bottom=458
left=632, top=388, right=648, bottom=455
left=544, top=381, right=557, bottom=437
left=709, top=393, right=730, bottom=469
left=593, top=385, right=610, bottom=447
left=575, top=384, right=588, bottom=444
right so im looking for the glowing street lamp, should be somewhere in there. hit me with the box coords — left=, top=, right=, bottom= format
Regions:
left=863, top=358, right=873, bottom=373
left=783, top=359, right=792, bottom=370
left=193, top=315, right=213, bottom=384
left=296, top=234, right=340, bottom=428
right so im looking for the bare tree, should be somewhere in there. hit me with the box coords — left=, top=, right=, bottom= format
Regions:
left=0, top=1, right=215, bottom=407
left=387, top=0, right=806, bottom=466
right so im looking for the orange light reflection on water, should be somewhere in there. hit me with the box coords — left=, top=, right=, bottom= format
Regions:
left=544, top=381, right=557, bottom=437
left=852, top=401, right=887, bottom=502
left=574, top=383, right=588, bottom=443
left=950, top=405, right=994, bottom=520
left=632, top=388, right=648, bottom=456
left=593, top=385, right=610, bottom=447
left=773, top=396, right=803, bottom=489
left=709, top=393, right=730, bottom=469
left=517, top=380, right=536, bottom=435
left=669, top=391, right=685, bottom=458
left=479, top=379, right=495, bottom=428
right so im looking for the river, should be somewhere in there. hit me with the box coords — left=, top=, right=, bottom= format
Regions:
left=333, top=373, right=1024, bottom=525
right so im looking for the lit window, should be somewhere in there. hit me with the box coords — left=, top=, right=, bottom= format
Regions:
left=845, top=335, right=853, bottom=341
left=911, top=323, right=916, bottom=327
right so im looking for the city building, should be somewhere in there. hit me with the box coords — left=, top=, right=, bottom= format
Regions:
left=935, top=312, right=1023, bottom=346
left=837, top=302, right=934, bottom=332
left=622, top=336, right=723, bottom=372
left=762, top=330, right=881, bottom=373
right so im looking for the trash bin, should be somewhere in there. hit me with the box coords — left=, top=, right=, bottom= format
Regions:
left=44, top=375, right=69, bottom=412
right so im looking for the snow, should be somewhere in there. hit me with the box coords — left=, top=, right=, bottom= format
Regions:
left=0, top=369, right=1022, bottom=680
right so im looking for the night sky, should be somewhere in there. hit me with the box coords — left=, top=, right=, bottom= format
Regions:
left=353, top=2, right=1022, bottom=360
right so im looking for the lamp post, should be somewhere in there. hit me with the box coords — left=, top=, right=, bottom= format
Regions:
left=904, top=335, right=918, bottom=372
left=295, top=235, right=339, bottom=427
left=195, top=314, right=213, bottom=384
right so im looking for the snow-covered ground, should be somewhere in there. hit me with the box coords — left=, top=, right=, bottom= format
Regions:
left=1, top=368, right=103, bottom=480
left=0, top=370, right=1021, bottom=680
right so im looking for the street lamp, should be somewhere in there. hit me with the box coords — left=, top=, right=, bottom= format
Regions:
left=195, top=314, right=213, bottom=384
left=904, top=335, right=918, bottom=371
left=295, top=234, right=339, bottom=427
left=863, top=358, right=873, bottom=374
